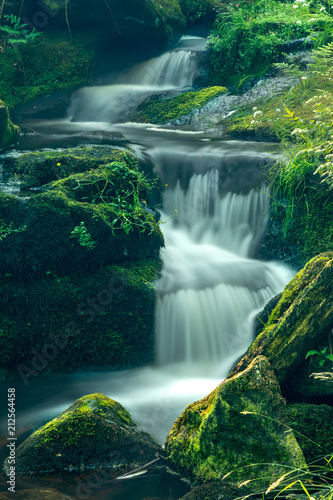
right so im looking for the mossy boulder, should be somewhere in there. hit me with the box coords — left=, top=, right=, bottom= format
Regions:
left=0, top=259, right=160, bottom=381
left=165, top=356, right=306, bottom=492
left=130, top=86, right=227, bottom=124
left=230, top=253, right=333, bottom=389
left=285, top=403, right=333, bottom=464
left=0, top=151, right=163, bottom=282
left=9, top=146, right=134, bottom=188
left=0, top=31, right=99, bottom=109
left=4, top=393, right=161, bottom=474
left=0, top=100, right=20, bottom=150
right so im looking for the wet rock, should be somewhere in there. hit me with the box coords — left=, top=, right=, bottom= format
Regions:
left=165, top=356, right=306, bottom=492
left=230, top=253, right=333, bottom=389
left=4, top=393, right=161, bottom=474
left=0, top=100, right=20, bottom=150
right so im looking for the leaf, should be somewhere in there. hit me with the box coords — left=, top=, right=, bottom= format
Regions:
left=325, top=354, right=333, bottom=362
left=305, top=350, right=320, bottom=359
left=319, top=359, right=326, bottom=367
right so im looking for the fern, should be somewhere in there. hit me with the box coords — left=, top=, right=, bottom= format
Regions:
left=0, top=15, right=41, bottom=45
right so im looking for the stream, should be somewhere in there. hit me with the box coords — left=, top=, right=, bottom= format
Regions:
left=0, top=36, right=295, bottom=499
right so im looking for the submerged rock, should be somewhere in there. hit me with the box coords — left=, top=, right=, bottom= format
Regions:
left=4, top=393, right=161, bottom=474
left=165, top=356, right=306, bottom=492
left=230, top=253, right=333, bottom=389
left=0, top=100, right=20, bottom=150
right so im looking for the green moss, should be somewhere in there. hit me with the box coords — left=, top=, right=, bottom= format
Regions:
left=230, top=253, right=333, bottom=386
left=0, top=31, right=100, bottom=108
left=5, top=393, right=160, bottom=473
left=130, top=86, right=227, bottom=124
left=0, top=258, right=161, bottom=381
left=166, top=356, right=306, bottom=491
left=11, top=146, right=139, bottom=188
left=0, top=151, right=163, bottom=281
left=286, top=404, right=333, bottom=464
left=0, top=100, right=20, bottom=149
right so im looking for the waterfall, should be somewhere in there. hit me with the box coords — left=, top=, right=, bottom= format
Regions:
left=68, top=37, right=202, bottom=123
left=155, top=171, right=293, bottom=374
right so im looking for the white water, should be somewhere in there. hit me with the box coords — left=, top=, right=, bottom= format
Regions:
left=155, top=172, right=293, bottom=373
left=68, top=36, right=202, bottom=123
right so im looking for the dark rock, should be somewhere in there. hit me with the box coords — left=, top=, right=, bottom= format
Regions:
left=286, top=403, right=333, bottom=464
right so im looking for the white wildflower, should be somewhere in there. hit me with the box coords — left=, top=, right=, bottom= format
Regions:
left=291, top=128, right=304, bottom=135
left=309, top=17, right=316, bottom=20
left=253, top=110, right=262, bottom=117
left=320, top=6, right=325, bottom=11
left=296, top=20, right=302, bottom=24
left=252, top=106, right=257, bottom=111
left=293, top=4, right=298, bottom=7
left=301, top=76, right=307, bottom=79
left=276, top=108, right=281, bottom=113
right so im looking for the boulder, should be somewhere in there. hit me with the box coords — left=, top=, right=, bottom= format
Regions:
left=0, top=149, right=163, bottom=282
left=229, top=253, right=333, bottom=389
left=0, top=100, right=20, bottom=150
left=179, top=483, right=239, bottom=500
left=4, top=393, right=161, bottom=474
left=165, top=356, right=306, bottom=492
left=285, top=403, right=333, bottom=464
left=0, top=259, right=160, bottom=382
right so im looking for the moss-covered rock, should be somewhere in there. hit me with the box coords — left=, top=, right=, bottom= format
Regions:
left=285, top=404, right=333, bottom=464
left=179, top=483, right=239, bottom=500
left=292, top=368, right=333, bottom=400
left=130, top=86, right=227, bottom=124
left=0, top=100, right=20, bottom=150
left=230, top=253, right=333, bottom=388
left=9, top=146, right=134, bottom=188
left=0, top=258, right=160, bottom=381
left=0, top=151, right=163, bottom=282
left=4, top=393, right=161, bottom=473
left=165, top=356, right=306, bottom=492
left=0, top=31, right=99, bottom=109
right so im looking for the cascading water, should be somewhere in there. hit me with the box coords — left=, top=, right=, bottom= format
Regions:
left=68, top=37, right=201, bottom=123
left=155, top=171, right=293, bottom=374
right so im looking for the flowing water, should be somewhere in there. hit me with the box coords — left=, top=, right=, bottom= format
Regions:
left=0, top=35, right=295, bottom=498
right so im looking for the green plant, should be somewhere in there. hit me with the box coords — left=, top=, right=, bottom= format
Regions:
left=306, top=346, right=333, bottom=370
left=0, top=15, right=41, bottom=46
left=72, top=161, right=158, bottom=236
left=0, top=220, right=26, bottom=241
left=70, top=222, right=97, bottom=250
left=207, top=0, right=333, bottom=87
